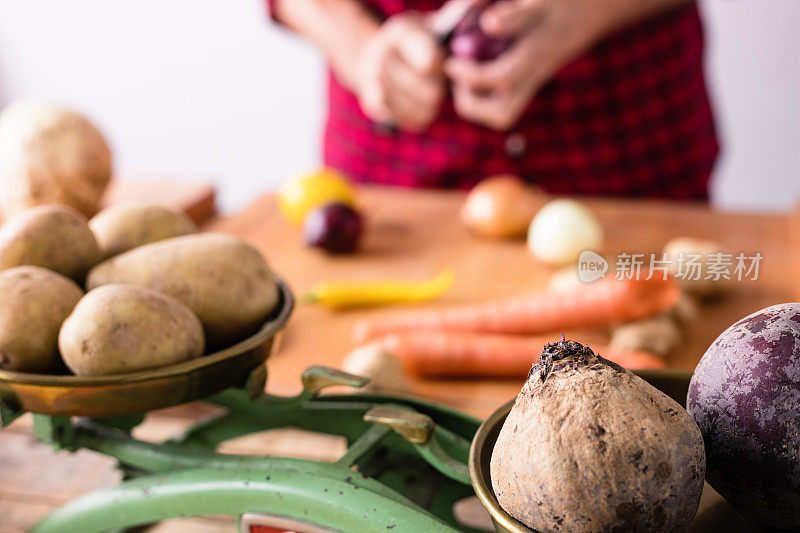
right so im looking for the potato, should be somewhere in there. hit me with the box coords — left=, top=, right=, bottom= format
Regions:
left=59, top=284, right=204, bottom=376
left=0, top=266, right=83, bottom=372
left=491, top=339, right=705, bottom=532
left=87, top=233, right=279, bottom=348
left=0, top=100, right=112, bottom=219
left=0, top=204, right=101, bottom=280
left=688, top=304, right=800, bottom=530
left=90, top=202, right=196, bottom=259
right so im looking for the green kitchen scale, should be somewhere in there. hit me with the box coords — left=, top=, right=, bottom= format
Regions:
left=0, top=278, right=485, bottom=533
left=0, top=277, right=738, bottom=533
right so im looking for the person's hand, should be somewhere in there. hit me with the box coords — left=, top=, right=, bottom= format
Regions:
left=355, top=12, right=446, bottom=132
left=445, top=0, right=603, bottom=131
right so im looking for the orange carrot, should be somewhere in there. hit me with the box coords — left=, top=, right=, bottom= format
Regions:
left=354, top=275, right=680, bottom=343
left=373, top=330, right=666, bottom=378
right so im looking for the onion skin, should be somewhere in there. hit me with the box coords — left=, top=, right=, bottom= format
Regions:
left=449, top=5, right=513, bottom=62
left=460, top=175, right=544, bottom=239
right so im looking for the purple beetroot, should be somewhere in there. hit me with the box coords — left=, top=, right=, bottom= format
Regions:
left=687, top=303, right=800, bottom=530
left=449, top=6, right=513, bottom=62
left=303, top=202, right=362, bottom=254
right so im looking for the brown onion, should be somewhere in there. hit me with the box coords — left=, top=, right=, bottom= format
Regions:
left=460, top=175, right=544, bottom=239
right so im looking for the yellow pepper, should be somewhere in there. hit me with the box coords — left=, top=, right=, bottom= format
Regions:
left=304, top=269, right=455, bottom=309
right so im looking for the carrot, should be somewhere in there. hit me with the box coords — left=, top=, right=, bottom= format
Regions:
left=372, top=330, right=666, bottom=378
left=354, top=275, right=680, bottom=343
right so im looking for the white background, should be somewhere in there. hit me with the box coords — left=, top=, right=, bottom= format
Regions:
left=0, top=0, right=798, bottom=213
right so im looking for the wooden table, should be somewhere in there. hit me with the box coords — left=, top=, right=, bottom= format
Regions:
left=209, top=187, right=799, bottom=417
left=2, top=186, right=798, bottom=532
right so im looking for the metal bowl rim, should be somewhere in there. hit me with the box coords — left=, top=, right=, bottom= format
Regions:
left=467, top=368, right=695, bottom=533
left=469, top=397, right=528, bottom=533
left=0, top=276, right=294, bottom=387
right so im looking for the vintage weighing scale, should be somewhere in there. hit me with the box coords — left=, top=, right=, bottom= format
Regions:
left=0, top=277, right=726, bottom=533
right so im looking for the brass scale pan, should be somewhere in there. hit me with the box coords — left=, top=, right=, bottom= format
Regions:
left=0, top=277, right=294, bottom=418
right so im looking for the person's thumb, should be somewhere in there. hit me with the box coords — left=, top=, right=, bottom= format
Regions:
left=391, top=15, right=443, bottom=75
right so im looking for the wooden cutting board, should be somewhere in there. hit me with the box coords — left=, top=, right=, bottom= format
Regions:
left=209, top=186, right=798, bottom=417
left=101, top=178, right=217, bottom=225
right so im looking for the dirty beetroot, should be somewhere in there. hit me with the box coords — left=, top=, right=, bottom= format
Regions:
left=687, top=303, right=800, bottom=530
left=492, top=337, right=705, bottom=532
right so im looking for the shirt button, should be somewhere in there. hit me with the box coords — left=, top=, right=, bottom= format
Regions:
left=505, top=133, right=527, bottom=158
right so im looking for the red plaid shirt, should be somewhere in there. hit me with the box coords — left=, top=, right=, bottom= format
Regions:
left=269, top=1, right=718, bottom=200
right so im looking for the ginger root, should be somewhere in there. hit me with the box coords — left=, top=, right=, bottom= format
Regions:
left=610, top=294, right=697, bottom=358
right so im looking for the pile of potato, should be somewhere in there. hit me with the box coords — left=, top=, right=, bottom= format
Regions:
left=0, top=202, right=280, bottom=376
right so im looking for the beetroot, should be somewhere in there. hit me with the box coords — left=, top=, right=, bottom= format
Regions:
left=449, top=7, right=512, bottom=62
left=303, top=202, right=362, bottom=254
left=687, top=303, right=800, bottom=529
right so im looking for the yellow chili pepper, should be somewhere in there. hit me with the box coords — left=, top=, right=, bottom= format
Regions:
left=304, top=269, right=455, bottom=309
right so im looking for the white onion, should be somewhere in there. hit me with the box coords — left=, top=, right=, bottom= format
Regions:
left=527, top=199, right=603, bottom=265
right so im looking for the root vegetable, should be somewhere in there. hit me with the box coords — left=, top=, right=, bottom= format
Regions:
left=371, top=330, right=665, bottom=378
left=687, top=303, right=800, bottom=529
left=663, top=237, right=731, bottom=299
left=492, top=338, right=705, bottom=531
left=667, top=293, right=698, bottom=328
left=460, top=175, right=543, bottom=239
left=303, top=202, right=362, bottom=254
left=0, top=266, right=83, bottom=373
left=0, top=204, right=101, bottom=281
left=528, top=199, right=603, bottom=265
left=354, top=275, right=680, bottom=343
left=341, top=344, right=411, bottom=394
left=609, top=293, right=697, bottom=358
left=87, top=234, right=279, bottom=348
left=90, top=202, right=196, bottom=259
left=0, top=100, right=112, bottom=219
left=609, top=314, right=683, bottom=358
left=449, top=4, right=513, bottom=62
left=59, top=284, right=204, bottom=376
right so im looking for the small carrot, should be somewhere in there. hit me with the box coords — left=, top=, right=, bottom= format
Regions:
left=354, top=275, right=680, bottom=343
left=372, top=330, right=666, bottom=378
